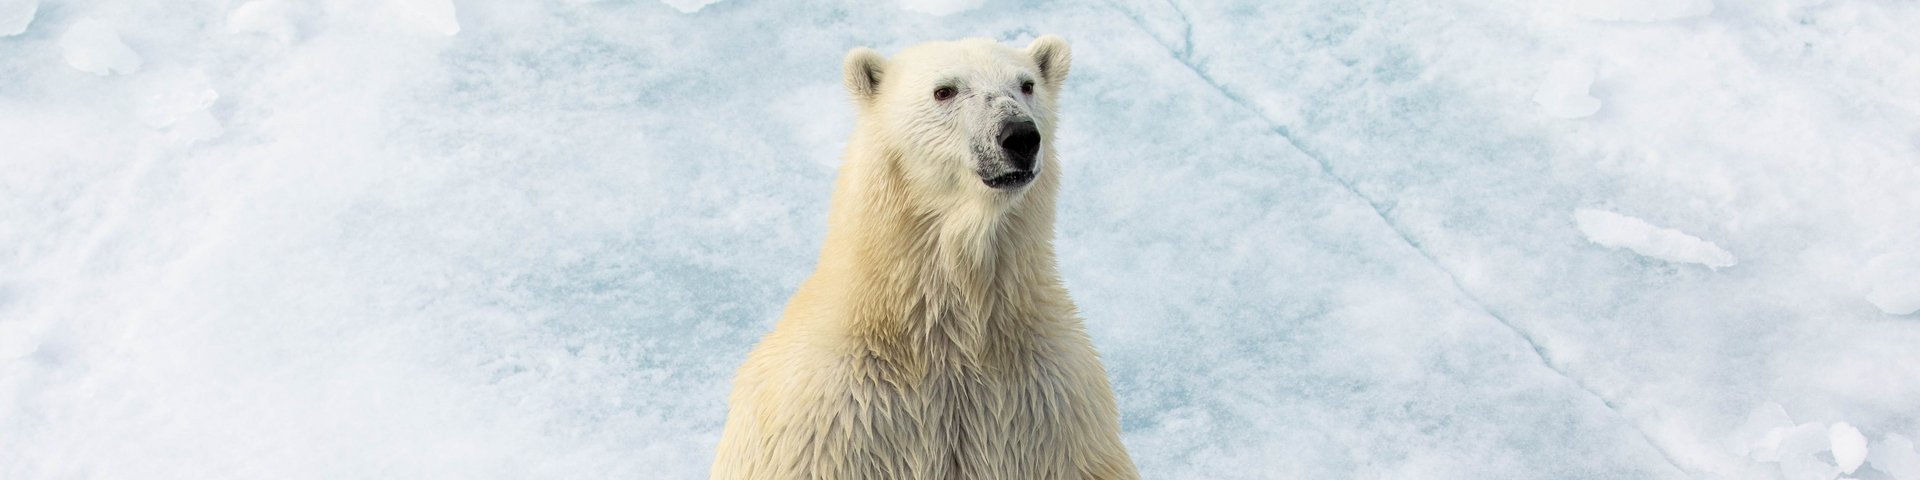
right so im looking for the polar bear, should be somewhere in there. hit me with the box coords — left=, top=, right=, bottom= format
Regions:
left=710, top=36, right=1137, bottom=480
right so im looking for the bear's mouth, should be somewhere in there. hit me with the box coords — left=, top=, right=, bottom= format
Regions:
left=982, top=171, right=1035, bottom=189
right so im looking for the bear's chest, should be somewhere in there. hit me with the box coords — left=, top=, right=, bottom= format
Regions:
left=839, top=337, right=1094, bottom=479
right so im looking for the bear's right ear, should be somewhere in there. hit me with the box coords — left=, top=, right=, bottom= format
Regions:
left=1026, top=35, right=1071, bottom=91
left=843, top=47, right=886, bottom=104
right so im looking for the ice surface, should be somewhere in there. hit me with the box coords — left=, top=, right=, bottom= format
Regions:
left=0, top=0, right=33, bottom=36
left=658, top=0, right=726, bottom=14
left=227, top=0, right=301, bottom=42
left=1576, top=208, right=1737, bottom=268
left=1563, top=0, right=1715, bottom=22
left=1534, top=60, right=1602, bottom=119
left=898, top=0, right=984, bottom=16
left=3, top=0, right=1919, bottom=479
left=58, top=18, right=140, bottom=75
left=388, top=0, right=460, bottom=36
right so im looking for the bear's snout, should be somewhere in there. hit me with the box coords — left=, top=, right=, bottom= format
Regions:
left=983, top=119, right=1041, bottom=189
left=998, top=119, right=1041, bottom=172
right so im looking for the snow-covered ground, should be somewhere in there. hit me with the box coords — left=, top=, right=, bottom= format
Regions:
left=3, top=0, right=1918, bottom=478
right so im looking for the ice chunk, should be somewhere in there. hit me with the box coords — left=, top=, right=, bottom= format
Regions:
left=1574, top=208, right=1737, bottom=268
left=1830, top=423, right=1868, bottom=474
left=1533, top=61, right=1602, bottom=119
left=1563, top=0, right=1714, bottom=22
left=228, top=0, right=298, bottom=42
left=1862, top=250, right=1920, bottom=315
left=899, top=0, right=984, bottom=16
left=0, top=0, right=35, bottom=36
left=1872, top=434, right=1920, bottom=480
left=659, top=0, right=726, bottom=13
left=59, top=19, right=142, bottom=76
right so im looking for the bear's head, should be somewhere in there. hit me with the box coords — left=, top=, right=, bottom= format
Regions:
left=842, top=36, right=1071, bottom=200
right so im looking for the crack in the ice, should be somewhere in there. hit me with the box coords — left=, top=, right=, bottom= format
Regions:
left=1108, top=3, right=1694, bottom=477
left=1162, top=0, right=1194, bottom=62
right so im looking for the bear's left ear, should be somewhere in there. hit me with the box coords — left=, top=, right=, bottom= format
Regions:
left=1026, top=35, right=1071, bottom=90
left=844, top=47, right=886, bottom=105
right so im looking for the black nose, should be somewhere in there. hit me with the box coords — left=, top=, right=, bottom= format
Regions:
left=998, top=119, right=1041, bottom=171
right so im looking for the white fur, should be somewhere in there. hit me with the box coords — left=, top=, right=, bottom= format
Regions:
left=710, top=36, right=1138, bottom=480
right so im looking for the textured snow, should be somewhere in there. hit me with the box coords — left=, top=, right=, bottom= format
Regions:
left=1576, top=208, right=1737, bottom=268
left=3, top=1, right=1919, bottom=479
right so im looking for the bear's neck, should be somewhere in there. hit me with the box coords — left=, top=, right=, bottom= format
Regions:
left=813, top=148, right=1069, bottom=360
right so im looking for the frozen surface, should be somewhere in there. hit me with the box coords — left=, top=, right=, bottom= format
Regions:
left=3, top=0, right=1919, bottom=479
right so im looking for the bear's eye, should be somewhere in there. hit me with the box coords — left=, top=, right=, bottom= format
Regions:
left=1020, top=81, right=1034, bottom=95
left=933, top=86, right=957, bottom=101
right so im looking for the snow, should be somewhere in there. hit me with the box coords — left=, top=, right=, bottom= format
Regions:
left=1534, top=60, right=1602, bottom=119
left=58, top=18, right=141, bottom=75
left=0, top=0, right=33, bottom=36
left=227, top=0, right=301, bottom=42
left=659, top=0, right=728, bottom=14
left=1729, top=402, right=1795, bottom=457
left=1753, top=423, right=1840, bottom=480
left=387, top=0, right=460, bottom=36
left=1738, top=413, right=1882, bottom=478
left=1575, top=208, right=1737, bottom=268
left=4, top=1, right=1919, bottom=479
left=1862, top=250, right=1920, bottom=315
left=1563, top=0, right=1715, bottom=22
